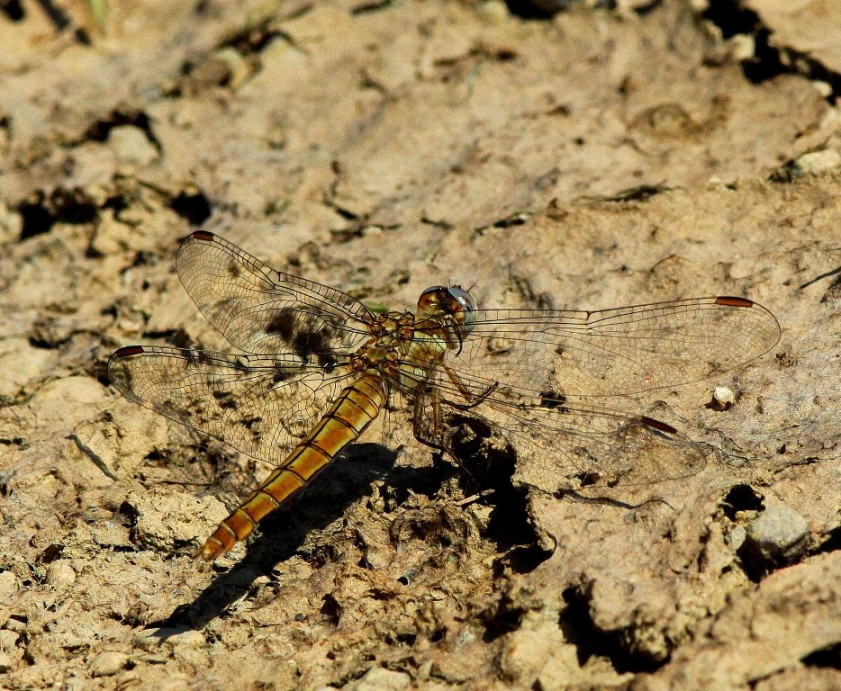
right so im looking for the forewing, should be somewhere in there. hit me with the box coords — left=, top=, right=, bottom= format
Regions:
left=401, top=296, right=779, bottom=487
left=450, top=296, right=780, bottom=399
left=108, top=345, right=355, bottom=464
left=176, top=231, right=373, bottom=358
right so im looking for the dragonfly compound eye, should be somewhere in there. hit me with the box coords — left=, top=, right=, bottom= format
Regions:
left=446, top=286, right=478, bottom=334
left=417, top=286, right=478, bottom=335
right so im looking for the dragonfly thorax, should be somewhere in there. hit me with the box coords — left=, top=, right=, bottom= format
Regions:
left=350, top=311, right=421, bottom=373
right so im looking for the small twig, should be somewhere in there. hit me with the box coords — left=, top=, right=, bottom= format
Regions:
left=798, top=265, right=841, bottom=290
left=69, top=433, right=119, bottom=481
left=454, top=489, right=495, bottom=507
left=556, top=489, right=674, bottom=512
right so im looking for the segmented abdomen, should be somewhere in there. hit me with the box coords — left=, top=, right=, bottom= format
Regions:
left=195, top=371, right=388, bottom=562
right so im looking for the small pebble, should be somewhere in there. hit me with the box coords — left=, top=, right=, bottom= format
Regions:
left=4, top=617, right=26, bottom=633
left=45, top=561, right=76, bottom=586
left=729, top=34, right=755, bottom=62
left=156, top=678, right=191, bottom=691
left=171, top=629, right=206, bottom=648
left=0, top=629, right=19, bottom=649
left=0, top=571, right=18, bottom=600
left=726, top=525, right=747, bottom=550
left=744, top=503, right=809, bottom=565
left=350, top=667, right=412, bottom=691
left=795, top=149, right=841, bottom=175
left=108, top=125, right=158, bottom=167
left=711, top=385, right=736, bottom=410
left=90, top=651, right=128, bottom=677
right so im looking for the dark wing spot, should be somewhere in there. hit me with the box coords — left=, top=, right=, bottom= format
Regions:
left=227, top=261, right=241, bottom=279
left=239, top=416, right=263, bottom=442
left=212, top=390, right=237, bottom=410
left=272, top=363, right=292, bottom=384
left=318, top=353, right=338, bottom=372
left=268, top=309, right=340, bottom=363
left=539, top=390, right=568, bottom=411
left=293, top=329, right=330, bottom=361
left=266, top=307, right=296, bottom=340
left=192, top=405, right=208, bottom=424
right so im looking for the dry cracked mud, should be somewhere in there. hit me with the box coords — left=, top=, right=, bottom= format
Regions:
left=0, top=1, right=839, bottom=689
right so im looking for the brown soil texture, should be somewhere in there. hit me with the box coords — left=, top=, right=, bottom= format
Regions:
left=1, top=1, right=839, bottom=689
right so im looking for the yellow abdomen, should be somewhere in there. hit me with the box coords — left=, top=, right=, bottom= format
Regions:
left=195, top=372, right=388, bottom=562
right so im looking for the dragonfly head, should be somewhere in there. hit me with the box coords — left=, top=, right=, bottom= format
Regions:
left=417, top=285, right=478, bottom=347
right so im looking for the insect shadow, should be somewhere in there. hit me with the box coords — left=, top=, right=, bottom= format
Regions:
left=146, top=442, right=428, bottom=632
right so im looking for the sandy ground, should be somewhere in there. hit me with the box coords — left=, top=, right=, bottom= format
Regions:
left=1, top=1, right=839, bottom=689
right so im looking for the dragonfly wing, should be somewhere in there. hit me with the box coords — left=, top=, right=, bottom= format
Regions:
left=108, top=345, right=356, bottom=464
left=403, top=366, right=706, bottom=488
left=398, top=294, right=781, bottom=487
left=454, top=296, right=780, bottom=399
left=176, top=231, right=373, bottom=359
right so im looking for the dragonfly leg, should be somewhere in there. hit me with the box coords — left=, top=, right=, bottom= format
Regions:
left=441, top=364, right=497, bottom=410
left=411, top=383, right=442, bottom=448
left=410, top=382, right=477, bottom=480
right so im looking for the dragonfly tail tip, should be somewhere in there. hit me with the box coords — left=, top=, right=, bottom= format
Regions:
left=193, top=538, right=225, bottom=566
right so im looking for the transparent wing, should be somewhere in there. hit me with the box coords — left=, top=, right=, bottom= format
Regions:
left=409, top=373, right=706, bottom=487
left=438, top=296, right=780, bottom=399
left=176, top=231, right=374, bottom=360
left=108, top=345, right=356, bottom=464
left=402, top=296, right=779, bottom=486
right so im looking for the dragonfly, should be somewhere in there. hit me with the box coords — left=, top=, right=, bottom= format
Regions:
left=108, top=230, right=781, bottom=564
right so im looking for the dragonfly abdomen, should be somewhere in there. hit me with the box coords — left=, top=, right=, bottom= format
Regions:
left=195, top=371, right=388, bottom=562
